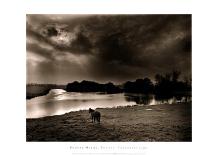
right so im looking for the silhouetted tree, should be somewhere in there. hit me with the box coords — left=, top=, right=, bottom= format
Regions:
left=172, top=70, right=181, bottom=82
left=154, top=70, right=191, bottom=95
left=123, top=78, right=154, bottom=94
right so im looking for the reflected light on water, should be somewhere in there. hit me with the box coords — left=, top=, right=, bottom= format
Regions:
left=26, top=89, right=136, bottom=118
left=149, top=98, right=156, bottom=105
left=26, top=89, right=191, bottom=118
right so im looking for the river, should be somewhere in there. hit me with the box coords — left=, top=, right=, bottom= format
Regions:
left=26, top=89, right=191, bottom=118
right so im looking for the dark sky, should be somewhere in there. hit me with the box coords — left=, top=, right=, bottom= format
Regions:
left=26, top=14, right=191, bottom=84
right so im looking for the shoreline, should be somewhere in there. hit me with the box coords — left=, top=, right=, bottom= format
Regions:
left=27, top=103, right=192, bottom=142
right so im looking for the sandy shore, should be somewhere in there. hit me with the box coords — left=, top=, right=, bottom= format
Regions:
left=26, top=103, right=191, bottom=142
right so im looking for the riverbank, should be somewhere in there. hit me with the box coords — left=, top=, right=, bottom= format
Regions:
left=26, top=103, right=191, bottom=141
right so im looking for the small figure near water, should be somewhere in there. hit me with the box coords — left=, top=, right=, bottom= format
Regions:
left=89, top=108, right=101, bottom=123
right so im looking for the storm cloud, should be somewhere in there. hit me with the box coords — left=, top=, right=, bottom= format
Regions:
left=26, top=14, right=191, bottom=84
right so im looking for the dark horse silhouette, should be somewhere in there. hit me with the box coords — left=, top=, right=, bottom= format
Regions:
left=89, top=108, right=101, bottom=123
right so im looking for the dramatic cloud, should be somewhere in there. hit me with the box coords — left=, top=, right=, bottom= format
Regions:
left=26, top=14, right=191, bottom=84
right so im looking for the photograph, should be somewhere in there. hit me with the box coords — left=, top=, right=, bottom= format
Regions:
left=26, top=14, right=192, bottom=142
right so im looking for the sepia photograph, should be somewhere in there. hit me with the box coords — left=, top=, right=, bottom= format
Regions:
left=26, top=14, right=192, bottom=142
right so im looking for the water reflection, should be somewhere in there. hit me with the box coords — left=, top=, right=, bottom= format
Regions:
left=27, top=89, right=191, bottom=118
left=125, top=94, right=153, bottom=105
left=124, top=93, right=192, bottom=105
left=27, top=89, right=136, bottom=118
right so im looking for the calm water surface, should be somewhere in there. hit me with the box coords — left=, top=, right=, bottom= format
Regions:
left=26, top=89, right=191, bottom=118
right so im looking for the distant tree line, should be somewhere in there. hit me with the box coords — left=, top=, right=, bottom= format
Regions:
left=27, top=71, right=191, bottom=99
left=123, top=78, right=154, bottom=93
left=154, top=70, right=191, bottom=95
left=66, top=70, right=191, bottom=95
left=66, top=81, right=121, bottom=93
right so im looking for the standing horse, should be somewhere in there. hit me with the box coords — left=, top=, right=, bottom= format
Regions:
left=89, top=108, right=101, bottom=123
